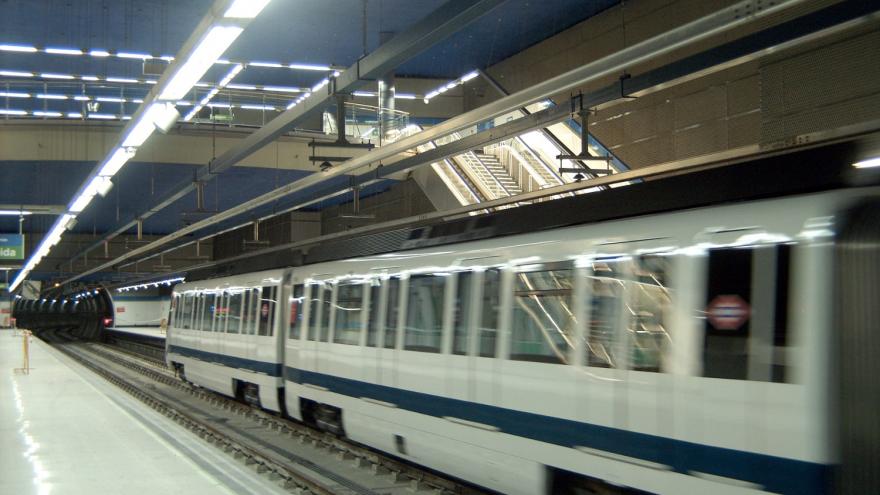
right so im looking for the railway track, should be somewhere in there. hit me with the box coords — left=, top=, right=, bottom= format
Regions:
left=42, top=330, right=487, bottom=495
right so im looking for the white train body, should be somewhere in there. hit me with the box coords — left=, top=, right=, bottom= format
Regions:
left=167, top=187, right=869, bottom=495
left=109, top=295, right=170, bottom=329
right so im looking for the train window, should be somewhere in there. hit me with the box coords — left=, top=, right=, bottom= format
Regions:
left=181, top=294, right=193, bottom=329
left=404, top=274, right=446, bottom=353
left=193, top=294, right=204, bottom=331
left=384, top=277, right=401, bottom=349
left=317, top=285, right=332, bottom=341
left=628, top=255, right=672, bottom=372
left=334, top=282, right=364, bottom=345
left=216, top=293, right=229, bottom=332
left=365, top=280, right=382, bottom=347
left=289, top=285, right=304, bottom=339
left=478, top=269, right=501, bottom=357
left=306, top=283, right=323, bottom=341
left=227, top=291, right=243, bottom=334
left=202, top=293, right=216, bottom=331
left=511, top=263, right=575, bottom=364
left=586, top=258, right=626, bottom=368
left=452, top=272, right=474, bottom=355
left=258, top=286, right=277, bottom=337
left=240, top=289, right=252, bottom=335
left=703, top=244, right=791, bottom=382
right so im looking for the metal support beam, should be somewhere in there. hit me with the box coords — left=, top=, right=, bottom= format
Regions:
left=60, top=0, right=877, bottom=285
left=58, top=0, right=503, bottom=271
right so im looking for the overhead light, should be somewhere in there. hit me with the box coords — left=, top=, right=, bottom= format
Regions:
left=395, top=93, right=417, bottom=100
left=311, top=78, right=329, bottom=93
left=33, top=111, right=62, bottom=117
left=207, top=103, right=231, bottom=108
left=67, top=112, right=83, bottom=118
left=46, top=47, right=83, bottom=56
left=0, top=210, right=32, bottom=215
left=117, top=52, right=151, bottom=60
left=80, top=75, right=100, bottom=81
left=224, top=0, right=271, bottom=18
left=0, top=70, right=33, bottom=77
left=264, top=85, right=302, bottom=93
left=88, top=113, right=117, bottom=120
left=106, top=77, right=138, bottom=84
left=218, top=63, right=243, bottom=86
left=240, top=104, right=275, bottom=111
left=227, top=83, right=256, bottom=90
left=152, top=102, right=180, bottom=133
left=122, top=103, right=161, bottom=147
left=98, top=147, right=136, bottom=177
left=0, top=91, right=30, bottom=98
left=89, top=49, right=110, bottom=57
left=36, top=94, right=67, bottom=100
left=249, top=61, right=282, bottom=68
left=0, top=44, right=37, bottom=52
left=853, top=157, right=880, bottom=169
left=352, top=91, right=375, bottom=97
left=0, top=109, right=27, bottom=116
left=74, top=95, right=91, bottom=101
left=96, top=96, right=126, bottom=103
left=461, top=71, right=479, bottom=82
left=288, top=63, right=331, bottom=71
left=159, top=25, right=244, bottom=101
left=41, top=73, right=74, bottom=80
left=65, top=216, right=78, bottom=230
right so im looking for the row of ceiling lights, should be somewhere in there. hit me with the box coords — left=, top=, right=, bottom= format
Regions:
left=8, top=0, right=273, bottom=294
left=0, top=43, right=336, bottom=73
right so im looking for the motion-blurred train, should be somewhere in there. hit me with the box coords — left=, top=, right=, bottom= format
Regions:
left=19, top=138, right=880, bottom=494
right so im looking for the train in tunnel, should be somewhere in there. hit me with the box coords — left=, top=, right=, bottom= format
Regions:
left=15, top=137, right=880, bottom=494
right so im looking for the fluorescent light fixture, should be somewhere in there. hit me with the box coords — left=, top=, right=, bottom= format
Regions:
left=0, top=70, right=33, bottom=77
left=207, top=103, right=231, bottom=108
left=93, top=176, right=114, bottom=197
left=89, top=49, right=110, bottom=57
left=122, top=103, right=161, bottom=147
left=227, top=83, right=256, bottom=90
left=132, top=98, right=144, bottom=103
left=249, top=61, right=282, bottom=68
left=74, top=95, right=91, bottom=101
left=176, top=101, right=193, bottom=106
left=0, top=91, right=29, bottom=98
left=97, top=96, right=126, bottom=103
left=395, top=93, right=416, bottom=99
left=46, top=47, right=84, bottom=55
left=160, top=55, right=175, bottom=62
left=194, top=82, right=211, bottom=88
left=352, top=91, right=375, bottom=97
left=444, top=82, right=457, bottom=90
left=288, top=63, right=331, bottom=71
left=36, top=94, right=68, bottom=100
left=218, top=64, right=244, bottom=86
left=264, top=85, right=302, bottom=93
left=240, top=104, right=275, bottom=110
left=0, top=109, right=27, bottom=116
left=0, top=44, right=37, bottom=52
left=0, top=209, right=32, bottom=215
left=98, top=147, right=136, bottom=176
left=311, top=78, right=329, bottom=92
left=88, top=113, right=117, bottom=120
left=285, top=101, right=297, bottom=110
left=461, top=71, right=479, bottom=82
left=67, top=112, right=82, bottom=118
left=41, top=73, right=75, bottom=80
left=224, top=0, right=271, bottom=18
left=159, top=25, right=244, bottom=101
left=69, top=190, right=94, bottom=212
left=106, top=77, right=138, bottom=83
left=117, top=52, right=151, bottom=60
left=80, top=75, right=100, bottom=81
left=853, top=157, right=880, bottom=169
left=144, top=79, right=158, bottom=84
left=183, top=106, right=202, bottom=121
left=33, top=111, right=62, bottom=117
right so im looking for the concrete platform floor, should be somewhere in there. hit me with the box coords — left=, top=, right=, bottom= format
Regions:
left=1, top=329, right=287, bottom=495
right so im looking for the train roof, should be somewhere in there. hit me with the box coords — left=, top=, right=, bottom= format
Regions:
left=187, top=137, right=878, bottom=282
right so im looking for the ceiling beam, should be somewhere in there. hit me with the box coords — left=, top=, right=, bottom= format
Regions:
left=56, top=0, right=504, bottom=275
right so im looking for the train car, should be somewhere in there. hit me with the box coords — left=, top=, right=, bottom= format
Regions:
left=167, top=140, right=880, bottom=495
left=166, top=268, right=287, bottom=412
left=109, top=294, right=171, bottom=330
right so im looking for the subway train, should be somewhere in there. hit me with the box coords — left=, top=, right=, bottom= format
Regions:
left=21, top=138, right=878, bottom=494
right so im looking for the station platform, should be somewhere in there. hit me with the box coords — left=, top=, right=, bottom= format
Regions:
left=1, top=329, right=287, bottom=495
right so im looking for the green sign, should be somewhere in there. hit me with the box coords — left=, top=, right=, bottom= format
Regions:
left=0, top=234, right=24, bottom=260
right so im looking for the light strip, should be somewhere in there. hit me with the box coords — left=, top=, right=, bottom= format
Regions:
left=0, top=210, right=32, bottom=215
left=0, top=91, right=29, bottom=98
left=853, top=157, right=880, bottom=169
left=224, top=0, right=271, bottom=18
left=159, top=25, right=244, bottom=100
left=36, top=94, right=68, bottom=100
left=0, top=44, right=37, bottom=52
left=46, top=47, right=83, bottom=55
left=88, top=113, right=117, bottom=120
left=116, top=276, right=185, bottom=292
left=0, top=109, right=27, bottom=115
left=41, top=73, right=75, bottom=80
left=33, top=111, right=62, bottom=117
left=424, top=70, right=481, bottom=103
left=239, top=104, right=276, bottom=110
left=117, top=51, right=152, bottom=60
left=0, top=70, right=33, bottom=77
left=288, top=63, right=331, bottom=71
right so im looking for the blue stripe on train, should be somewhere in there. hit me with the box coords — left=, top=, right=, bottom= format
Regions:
left=168, top=344, right=282, bottom=377
left=167, top=343, right=831, bottom=494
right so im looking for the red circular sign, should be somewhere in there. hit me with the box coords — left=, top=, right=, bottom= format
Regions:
left=261, top=303, right=269, bottom=317
left=707, top=295, right=750, bottom=330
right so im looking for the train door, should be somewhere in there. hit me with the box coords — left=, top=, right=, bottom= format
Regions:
left=363, top=275, right=388, bottom=385
left=470, top=267, right=503, bottom=405
left=381, top=276, right=405, bottom=388
left=835, top=199, right=880, bottom=494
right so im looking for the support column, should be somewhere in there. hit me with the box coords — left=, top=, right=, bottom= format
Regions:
left=378, top=31, right=396, bottom=142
